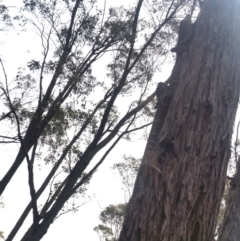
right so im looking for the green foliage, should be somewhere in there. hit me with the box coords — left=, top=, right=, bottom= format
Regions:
left=94, top=155, right=140, bottom=240
left=94, top=225, right=113, bottom=241
left=0, top=4, right=12, bottom=29
left=27, top=60, right=41, bottom=72
left=94, top=204, right=127, bottom=241
left=112, top=155, right=141, bottom=200
left=100, top=204, right=126, bottom=224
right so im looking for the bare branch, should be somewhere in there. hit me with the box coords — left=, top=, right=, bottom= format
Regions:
left=124, top=122, right=153, bottom=134
left=0, top=135, right=18, bottom=140
left=97, top=91, right=155, bottom=150
left=72, top=121, right=135, bottom=193
left=39, top=25, right=52, bottom=105
left=128, top=1, right=183, bottom=74
left=0, top=111, right=13, bottom=121
left=54, top=200, right=91, bottom=220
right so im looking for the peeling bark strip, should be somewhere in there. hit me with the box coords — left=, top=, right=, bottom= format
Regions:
left=119, top=0, right=240, bottom=241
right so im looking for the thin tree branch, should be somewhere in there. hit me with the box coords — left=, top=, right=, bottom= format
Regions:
left=6, top=90, right=112, bottom=241
left=72, top=119, right=136, bottom=194
left=96, top=91, right=155, bottom=150
left=0, top=135, right=18, bottom=140
left=36, top=0, right=84, bottom=114
left=39, top=25, right=52, bottom=105
left=44, top=170, right=63, bottom=209
left=0, top=59, right=39, bottom=222
left=0, top=111, right=13, bottom=121
left=82, top=0, right=144, bottom=151
left=40, top=177, right=68, bottom=217
left=54, top=200, right=91, bottom=220
left=127, top=1, right=183, bottom=75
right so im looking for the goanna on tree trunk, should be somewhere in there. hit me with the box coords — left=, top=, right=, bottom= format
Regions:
left=119, top=0, right=240, bottom=241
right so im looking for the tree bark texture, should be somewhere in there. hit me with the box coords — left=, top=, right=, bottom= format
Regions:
left=217, top=159, right=240, bottom=241
left=119, top=0, right=240, bottom=241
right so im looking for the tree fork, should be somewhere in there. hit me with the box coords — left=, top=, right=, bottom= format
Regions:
left=119, top=0, right=240, bottom=240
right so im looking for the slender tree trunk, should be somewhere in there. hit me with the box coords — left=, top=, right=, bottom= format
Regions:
left=217, top=159, right=240, bottom=241
left=119, top=0, right=240, bottom=240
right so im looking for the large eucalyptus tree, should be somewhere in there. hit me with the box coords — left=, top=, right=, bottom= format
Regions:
left=119, top=0, right=240, bottom=240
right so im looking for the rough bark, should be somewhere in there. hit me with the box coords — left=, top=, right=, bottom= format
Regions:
left=119, top=0, right=240, bottom=241
left=142, top=14, right=192, bottom=169
left=217, top=159, right=240, bottom=241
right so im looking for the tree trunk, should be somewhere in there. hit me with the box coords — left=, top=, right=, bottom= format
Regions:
left=119, top=0, right=240, bottom=240
left=217, top=159, right=240, bottom=241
